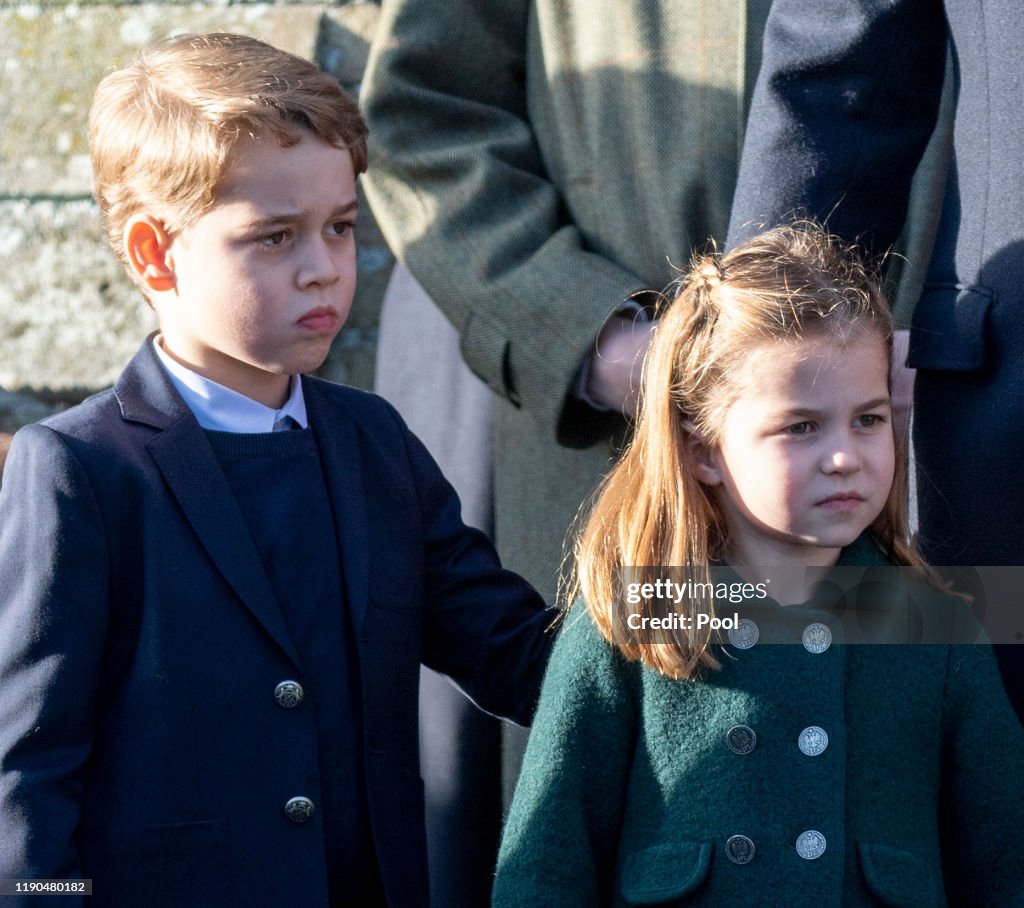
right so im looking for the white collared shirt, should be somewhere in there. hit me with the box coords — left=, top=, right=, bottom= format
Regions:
left=152, top=336, right=308, bottom=433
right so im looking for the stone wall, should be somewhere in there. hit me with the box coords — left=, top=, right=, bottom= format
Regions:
left=0, top=0, right=393, bottom=450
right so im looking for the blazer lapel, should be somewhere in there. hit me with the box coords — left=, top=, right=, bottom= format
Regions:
left=304, top=378, right=370, bottom=636
left=115, top=339, right=302, bottom=668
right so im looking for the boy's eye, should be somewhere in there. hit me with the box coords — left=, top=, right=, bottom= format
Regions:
left=328, top=220, right=355, bottom=238
left=785, top=421, right=815, bottom=435
left=259, top=230, right=290, bottom=247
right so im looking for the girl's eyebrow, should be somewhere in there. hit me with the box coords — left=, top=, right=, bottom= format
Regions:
left=857, top=396, right=892, bottom=411
left=769, top=396, right=893, bottom=420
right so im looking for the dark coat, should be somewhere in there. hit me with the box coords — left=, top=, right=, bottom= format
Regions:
left=726, top=0, right=1024, bottom=718
left=0, top=339, right=553, bottom=907
left=494, top=538, right=1024, bottom=905
left=728, top=0, right=1024, bottom=565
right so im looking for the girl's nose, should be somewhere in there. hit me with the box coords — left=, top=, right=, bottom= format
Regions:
left=823, top=445, right=861, bottom=474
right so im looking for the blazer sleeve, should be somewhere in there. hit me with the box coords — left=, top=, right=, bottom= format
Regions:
left=493, top=602, right=637, bottom=906
left=940, top=642, right=1024, bottom=903
left=0, top=424, right=109, bottom=897
left=395, top=411, right=555, bottom=725
left=361, top=0, right=645, bottom=444
left=727, top=0, right=948, bottom=250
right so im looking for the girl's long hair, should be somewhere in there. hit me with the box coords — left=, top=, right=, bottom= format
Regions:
left=570, top=222, right=928, bottom=679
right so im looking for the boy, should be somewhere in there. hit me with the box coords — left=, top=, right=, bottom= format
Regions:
left=0, top=33, right=552, bottom=907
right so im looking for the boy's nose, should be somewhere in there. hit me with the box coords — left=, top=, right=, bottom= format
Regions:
left=298, top=239, right=342, bottom=288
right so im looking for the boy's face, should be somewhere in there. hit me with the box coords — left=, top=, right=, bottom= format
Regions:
left=702, top=334, right=894, bottom=567
left=155, top=131, right=358, bottom=407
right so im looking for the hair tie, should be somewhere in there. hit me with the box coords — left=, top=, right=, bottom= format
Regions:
left=697, top=257, right=722, bottom=290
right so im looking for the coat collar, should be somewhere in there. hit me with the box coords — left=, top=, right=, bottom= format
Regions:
left=115, top=337, right=304, bottom=667
left=113, top=333, right=194, bottom=431
left=836, top=532, right=891, bottom=567
left=113, top=337, right=373, bottom=658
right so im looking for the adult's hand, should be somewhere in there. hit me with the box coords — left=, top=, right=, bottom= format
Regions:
left=585, top=316, right=659, bottom=418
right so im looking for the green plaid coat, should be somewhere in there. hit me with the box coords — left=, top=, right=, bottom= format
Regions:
left=363, top=0, right=772, bottom=600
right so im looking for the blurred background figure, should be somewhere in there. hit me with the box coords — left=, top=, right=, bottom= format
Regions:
left=362, top=2, right=772, bottom=904
left=728, top=0, right=1024, bottom=722
left=0, top=435, right=11, bottom=480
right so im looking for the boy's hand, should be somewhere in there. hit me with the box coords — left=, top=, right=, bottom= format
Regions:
left=584, top=315, right=659, bottom=418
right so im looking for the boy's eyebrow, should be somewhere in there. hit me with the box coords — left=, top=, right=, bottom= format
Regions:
left=241, top=199, right=359, bottom=229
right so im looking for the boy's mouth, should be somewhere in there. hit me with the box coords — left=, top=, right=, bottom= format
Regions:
left=297, top=306, right=340, bottom=332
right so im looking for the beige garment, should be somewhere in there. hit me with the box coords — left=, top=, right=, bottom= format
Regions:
left=375, top=264, right=494, bottom=532
left=375, top=264, right=507, bottom=907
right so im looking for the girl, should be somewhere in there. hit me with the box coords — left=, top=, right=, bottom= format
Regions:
left=493, top=223, right=1024, bottom=906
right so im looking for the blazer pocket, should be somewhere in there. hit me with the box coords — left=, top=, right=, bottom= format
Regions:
left=620, top=840, right=712, bottom=904
left=857, top=842, right=942, bottom=908
left=96, top=819, right=231, bottom=907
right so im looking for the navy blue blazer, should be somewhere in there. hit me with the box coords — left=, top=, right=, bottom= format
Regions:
left=727, top=0, right=1024, bottom=717
left=0, top=339, right=553, bottom=907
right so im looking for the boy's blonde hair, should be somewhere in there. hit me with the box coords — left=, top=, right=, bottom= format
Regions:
left=89, top=32, right=368, bottom=269
left=572, top=222, right=927, bottom=679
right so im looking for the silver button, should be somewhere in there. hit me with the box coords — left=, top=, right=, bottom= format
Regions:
left=284, top=796, right=315, bottom=823
left=726, top=725, right=757, bottom=755
left=802, top=623, right=832, bottom=653
left=274, top=680, right=304, bottom=708
left=728, top=619, right=759, bottom=650
left=798, top=726, right=828, bottom=756
left=725, top=834, right=756, bottom=864
left=795, top=830, right=827, bottom=860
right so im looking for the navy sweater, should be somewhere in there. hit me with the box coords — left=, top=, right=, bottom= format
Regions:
left=207, top=428, right=384, bottom=906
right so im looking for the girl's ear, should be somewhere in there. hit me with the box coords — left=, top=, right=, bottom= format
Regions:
left=123, top=214, right=176, bottom=293
left=683, top=422, right=723, bottom=486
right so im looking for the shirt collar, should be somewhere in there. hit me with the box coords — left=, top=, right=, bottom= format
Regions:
left=152, top=336, right=308, bottom=433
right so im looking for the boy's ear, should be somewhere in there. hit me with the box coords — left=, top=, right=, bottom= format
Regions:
left=683, top=422, right=722, bottom=486
left=123, top=214, right=176, bottom=293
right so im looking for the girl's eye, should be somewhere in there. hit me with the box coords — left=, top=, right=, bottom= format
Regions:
left=785, top=421, right=815, bottom=435
left=855, top=413, right=886, bottom=428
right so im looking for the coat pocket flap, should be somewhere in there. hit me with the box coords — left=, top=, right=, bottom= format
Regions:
left=857, top=842, right=939, bottom=907
left=907, top=283, right=993, bottom=371
left=620, top=840, right=712, bottom=904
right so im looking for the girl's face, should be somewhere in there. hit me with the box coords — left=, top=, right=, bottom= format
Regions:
left=696, top=333, right=894, bottom=567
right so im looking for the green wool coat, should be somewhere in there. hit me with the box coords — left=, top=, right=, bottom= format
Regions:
left=494, top=537, right=1024, bottom=906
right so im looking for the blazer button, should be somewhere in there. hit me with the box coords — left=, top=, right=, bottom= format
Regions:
left=284, top=796, right=315, bottom=823
left=802, top=623, right=832, bottom=653
left=274, top=680, right=304, bottom=709
left=795, top=830, right=827, bottom=860
left=728, top=618, right=759, bottom=650
left=798, top=726, right=828, bottom=756
left=725, top=834, right=756, bottom=864
left=726, top=725, right=757, bottom=755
